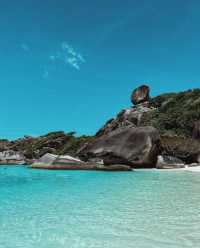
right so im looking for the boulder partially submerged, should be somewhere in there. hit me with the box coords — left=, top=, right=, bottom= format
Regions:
left=79, top=126, right=161, bottom=168
left=31, top=153, right=132, bottom=171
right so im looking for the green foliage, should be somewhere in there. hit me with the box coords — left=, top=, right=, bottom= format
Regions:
left=0, top=131, right=93, bottom=159
left=149, top=88, right=200, bottom=137
left=160, top=136, right=200, bottom=162
left=58, top=135, right=93, bottom=156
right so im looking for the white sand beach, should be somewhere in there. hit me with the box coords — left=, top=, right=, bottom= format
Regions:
left=183, top=166, right=200, bottom=172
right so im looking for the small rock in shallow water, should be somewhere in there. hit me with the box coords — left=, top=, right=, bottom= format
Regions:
left=156, top=155, right=185, bottom=169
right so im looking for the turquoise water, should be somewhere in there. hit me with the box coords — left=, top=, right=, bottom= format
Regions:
left=0, top=166, right=200, bottom=248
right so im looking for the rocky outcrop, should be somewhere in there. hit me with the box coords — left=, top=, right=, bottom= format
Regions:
left=0, top=150, right=25, bottom=165
left=96, top=97, right=156, bottom=137
left=160, top=136, right=200, bottom=164
left=31, top=153, right=132, bottom=171
left=131, top=85, right=150, bottom=105
left=96, top=86, right=200, bottom=140
left=79, top=126, right=161, bottom=168
left=93, top=85, right=200, bottom=169
left=1, top=84, right=200, bottom=170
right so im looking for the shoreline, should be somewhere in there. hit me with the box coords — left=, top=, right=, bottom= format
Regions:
left=1, top=164, right=200, bottom=173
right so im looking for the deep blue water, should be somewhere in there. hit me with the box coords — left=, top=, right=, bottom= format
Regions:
left=0, top=166, right=200, bottom=248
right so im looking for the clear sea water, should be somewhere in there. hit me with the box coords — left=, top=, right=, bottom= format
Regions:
left=0, top=166, right=200, bottom=248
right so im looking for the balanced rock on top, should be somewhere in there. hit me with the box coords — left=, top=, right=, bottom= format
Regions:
left=131, top=85, right=150, bottom=105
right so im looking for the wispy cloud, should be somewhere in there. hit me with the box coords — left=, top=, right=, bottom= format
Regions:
left=19, top=41, right=85, bottom=78
left=59, top=42, right=85, bottom=70
left=20, top=43, right=30, bottom=51
left=44, top=43, right=85, bottom=78
left=66, top=57, right=80, bottom=70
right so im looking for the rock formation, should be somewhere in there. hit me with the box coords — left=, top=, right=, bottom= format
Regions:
left=131, top=85, right=150, bottom=105
left=156, top=155, right=185, bottom=169
left=160, top=136, right=200, bottom=164
left=0, top=150, right=25, bottom=165
left=31, top=153, right=132, bottom=171
left=96, top=85, right=155, bottom=137
left=93, top=85, right=200, bottom=168
left=79, top=126, right=161, bottom=168
left=1, top=84, right=200, bottom=169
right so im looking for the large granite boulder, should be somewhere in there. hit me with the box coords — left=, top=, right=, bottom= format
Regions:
left=79, top=126, right=161, bottom=168
left=131, top=85, right=150, bottom=105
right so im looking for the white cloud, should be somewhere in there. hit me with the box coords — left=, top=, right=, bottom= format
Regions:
left=67, top=47, right=76, bottom=57
left=48, top=42, right=85, bottom=71
left=77, top=53, right=85, bottom=63
left=66, top=57, right=80, bottom=70
left=62, top=42, right=85, bottom=70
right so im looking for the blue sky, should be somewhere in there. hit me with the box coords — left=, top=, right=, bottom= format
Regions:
left=0, top=0, right=200, bottom=139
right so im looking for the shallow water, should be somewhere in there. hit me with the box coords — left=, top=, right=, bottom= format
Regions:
left=0, top=166, right=200, bottom=248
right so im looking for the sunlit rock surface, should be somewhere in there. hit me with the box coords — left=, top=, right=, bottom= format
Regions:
left=0, top=150, right=25, bottom=165
left=31, top=153, right=132, bottom=171
left=79, top=126, right=160, bottom=168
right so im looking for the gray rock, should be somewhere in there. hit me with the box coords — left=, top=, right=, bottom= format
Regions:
left=31, top=153, right=132, bottom=171
left=193, top=121, right=200, bottom=139
left=32, top=153, right=82, bottom=165
left=156, top=155, right=185, bottom=169
left=160, top=136, right=200, bottom=164
left=96, top=105, right=156, bottom=137
left=188, top=163, right=199, bottom=167
left=0, top=150, right=25, bottom=165
left=79, top=126, right=160, bottom=168
left=198, top=154, right=200, bottom=163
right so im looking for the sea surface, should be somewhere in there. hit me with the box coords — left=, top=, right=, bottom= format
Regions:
left=0, top=166, right=200, bottom=248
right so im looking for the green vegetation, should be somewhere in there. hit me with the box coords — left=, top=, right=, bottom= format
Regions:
left=148, top=89, right=200, bottom=137
left=160, top=136, right=200, bottom=163
left=0, top=131, right=93, bottom=159
left=0, top=87, right=200, bottom=161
